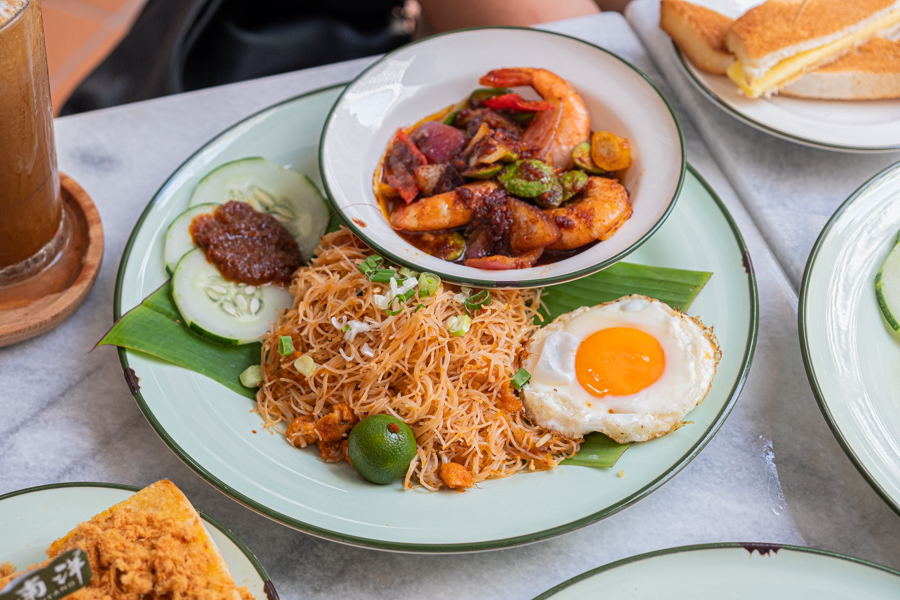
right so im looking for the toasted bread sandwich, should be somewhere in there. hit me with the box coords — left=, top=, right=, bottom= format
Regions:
left=0, top=480, right=254, bottom=600
left=660, top=0, right=735, bottom=74
left=726, top=0, right=900, bottom=98
left=780, top=36, right=900, bottom=99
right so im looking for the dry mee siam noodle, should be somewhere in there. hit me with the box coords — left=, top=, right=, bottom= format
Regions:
left=257, top=227, right=580, bottom=490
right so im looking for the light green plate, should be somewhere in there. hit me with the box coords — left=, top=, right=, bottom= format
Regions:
left=114, top=85, right=758, bottom=552
left=0, top=483, right=271, bottom=599
left=534, top=543, right=900, bottom=599
left=801, top=161, right=900, bottom=515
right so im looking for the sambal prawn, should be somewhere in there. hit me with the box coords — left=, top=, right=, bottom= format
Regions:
left=375, top=67, right=634, bottom=270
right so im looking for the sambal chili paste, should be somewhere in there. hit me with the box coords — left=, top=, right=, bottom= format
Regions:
left=189, top=200, right=301, bottom=286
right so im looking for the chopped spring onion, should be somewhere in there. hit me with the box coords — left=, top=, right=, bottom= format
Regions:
left=240, top=365, right=262, bottom=388
left=446, top=314, right=472, bottom=337
left=358, top=255, right=384, bottom=277
left=398, top=267, right=419, bottom=279
left=369, top=269, right=399, bottom=283
left=465, top=289, right=491, bottom=314
left=341, top=325, right=350, bottom=332
left=387, top=296, right=406, bottom=316
left=373, top=294, right=390, bottom=309
left=414, top=303, right=426, bottom=313
left=293, top=355, right=316, bottom=377
left=511, top=368, right=531, bottom=390
left=339, top=347, right=353, bottom=361
left=278, top=335, right=294, bottom=356
left=418, top=272, right=441, bottom=297
left=361, top=343, right=375, bottom=358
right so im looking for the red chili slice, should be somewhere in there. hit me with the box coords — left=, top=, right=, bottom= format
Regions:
left=481, top=93, right=553, bottom=112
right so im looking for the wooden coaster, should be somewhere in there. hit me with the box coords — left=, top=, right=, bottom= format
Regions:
left=0, top=174, right=104, bottom=348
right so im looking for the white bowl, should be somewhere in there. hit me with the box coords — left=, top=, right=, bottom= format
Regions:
left=319, top=27, right=685, bottom=288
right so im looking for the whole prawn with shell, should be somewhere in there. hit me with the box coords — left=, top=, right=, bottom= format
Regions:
left=378, top=67, right=634, bottom=270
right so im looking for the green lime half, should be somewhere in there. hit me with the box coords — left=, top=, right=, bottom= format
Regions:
left=875, top=230, right=900, bottom=331
left=348, top=414, right=417, bottom=485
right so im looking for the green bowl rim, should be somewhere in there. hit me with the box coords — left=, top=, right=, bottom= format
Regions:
left=674, top=43, right=900, bottom=153
left=798, top=159, right=900, bottom=518
left=112, top=81, right=757, bottom=553
left=0, top=481, right=271, bottom=587
left=532, top=541, right=900, bottom=599
left=317, top=25, right=688, bottom=288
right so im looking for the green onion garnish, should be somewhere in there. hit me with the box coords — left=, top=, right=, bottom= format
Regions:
left=511, top=368, right=531, bottom=390
left=403, top=288, right=417, bottom=301
left=341, top=325, right=350, bottom=332
left=240, top=365, right=262, bottom=388
left=446, top=314, right=472, bottom=337
left=398, top=267, right=419, bottom=279
left=358, top=255, right=384, bottom=277
left=386, top=295, right=406, bottom=316
left=278, top=335, right=294, bottom=356
left=369, top=269, right=399, bottom=283
left=414, top=303, right=426, bottom=313
left=293, top=355, right=316, bottom=378
left=465, top=289, right=491, bottom=314
left=418, top=272, right=441, bottom=297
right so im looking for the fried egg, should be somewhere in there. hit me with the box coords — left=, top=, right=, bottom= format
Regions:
left=521, top=295, right=720, bottom=444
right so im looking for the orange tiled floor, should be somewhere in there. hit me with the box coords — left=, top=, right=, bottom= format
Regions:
left=42, top=0, right=146, bottom=113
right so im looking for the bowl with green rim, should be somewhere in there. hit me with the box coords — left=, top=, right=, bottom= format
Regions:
left=319, top=26, right=685, bottom=288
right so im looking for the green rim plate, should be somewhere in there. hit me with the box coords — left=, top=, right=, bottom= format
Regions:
left=534, top=543, right=900, bottom=598
left=0, top=483, right=271, bottom=599
left=800, top=160, right=900, bottom=515
left=113, top=84, right=757, bottom=552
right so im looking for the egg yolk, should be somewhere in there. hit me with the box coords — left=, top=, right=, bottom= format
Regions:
left=575, top=327, right=665, bottom=397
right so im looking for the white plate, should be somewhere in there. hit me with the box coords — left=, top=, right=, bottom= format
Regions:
left=0, top=483, right=272, bottom=600
left=535, top=543, right=900, bottom=599
left=674, top=0, right=900, bottom=153
left=320, top=27, right=685, bottom=287
left=800, top=161, right=900, bottom=514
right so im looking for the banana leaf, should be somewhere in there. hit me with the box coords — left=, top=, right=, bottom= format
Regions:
left=564, top=432, right=630, bottom=468
left=98, top=283, right=260, bottom=399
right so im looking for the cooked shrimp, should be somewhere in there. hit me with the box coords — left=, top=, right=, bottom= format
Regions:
left=389, top=181, right=499, bottom=232
left=480, top=68, right=590, bottom=170
left=544, top=177, right=631, bottom=250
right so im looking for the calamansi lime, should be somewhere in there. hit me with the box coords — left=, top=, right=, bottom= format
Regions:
left=348, top=414, right=417, bottom=485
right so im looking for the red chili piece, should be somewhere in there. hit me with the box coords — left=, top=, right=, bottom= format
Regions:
left=481, top=93, right=553, bottom=112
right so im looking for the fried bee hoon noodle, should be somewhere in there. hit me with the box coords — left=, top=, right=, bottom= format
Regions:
left=257, top=228, right=580, bottom=490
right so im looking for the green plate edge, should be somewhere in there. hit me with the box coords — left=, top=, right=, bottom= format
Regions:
left=318, top=26, right=687, bottom=289
left=112, top=82, right=757, bottom=553
left=799, top=160, right=900, bottom=517
left=0, top=481, right=271, bottom=586
left=532, top=542, right=900, bottom=599
left=674, top=43, right=900, bottom=153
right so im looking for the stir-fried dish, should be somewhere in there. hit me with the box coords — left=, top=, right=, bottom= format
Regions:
left=376, top=67, right=634, bottom=270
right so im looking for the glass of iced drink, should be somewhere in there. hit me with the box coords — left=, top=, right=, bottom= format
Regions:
left=0, top=0, right=63, bottom=286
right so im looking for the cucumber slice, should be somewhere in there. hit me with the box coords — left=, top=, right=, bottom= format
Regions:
left=875, top=232, right=900, bottom=331
left=172, top=248, right=293, bottom=345
left=163, top=203, right=218, bottom=275
left=188, top=157, right=329, bottom=262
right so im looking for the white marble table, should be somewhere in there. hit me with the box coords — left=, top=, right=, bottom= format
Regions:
left=3, top=12, right=900, bottom=600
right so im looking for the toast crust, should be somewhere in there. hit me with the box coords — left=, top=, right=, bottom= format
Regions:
left=660, top=0, right=735, bottom=74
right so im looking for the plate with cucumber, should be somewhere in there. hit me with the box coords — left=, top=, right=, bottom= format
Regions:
left=801, top=160, right=900, bottom=516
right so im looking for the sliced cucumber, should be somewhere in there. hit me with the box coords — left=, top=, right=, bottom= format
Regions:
left=172, top=248, right=293, bottom=345
left=163, top=203, right=218, bottom=275
left=188, top=157, right=329, bottom=262
left=875, top=231, right=900, bottom=331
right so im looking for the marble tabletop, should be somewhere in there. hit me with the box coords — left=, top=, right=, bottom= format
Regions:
left=2, top=11, right=900, bottom=600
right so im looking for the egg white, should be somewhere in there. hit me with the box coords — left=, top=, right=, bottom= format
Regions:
left=521, top=295, right=720, bottom=444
